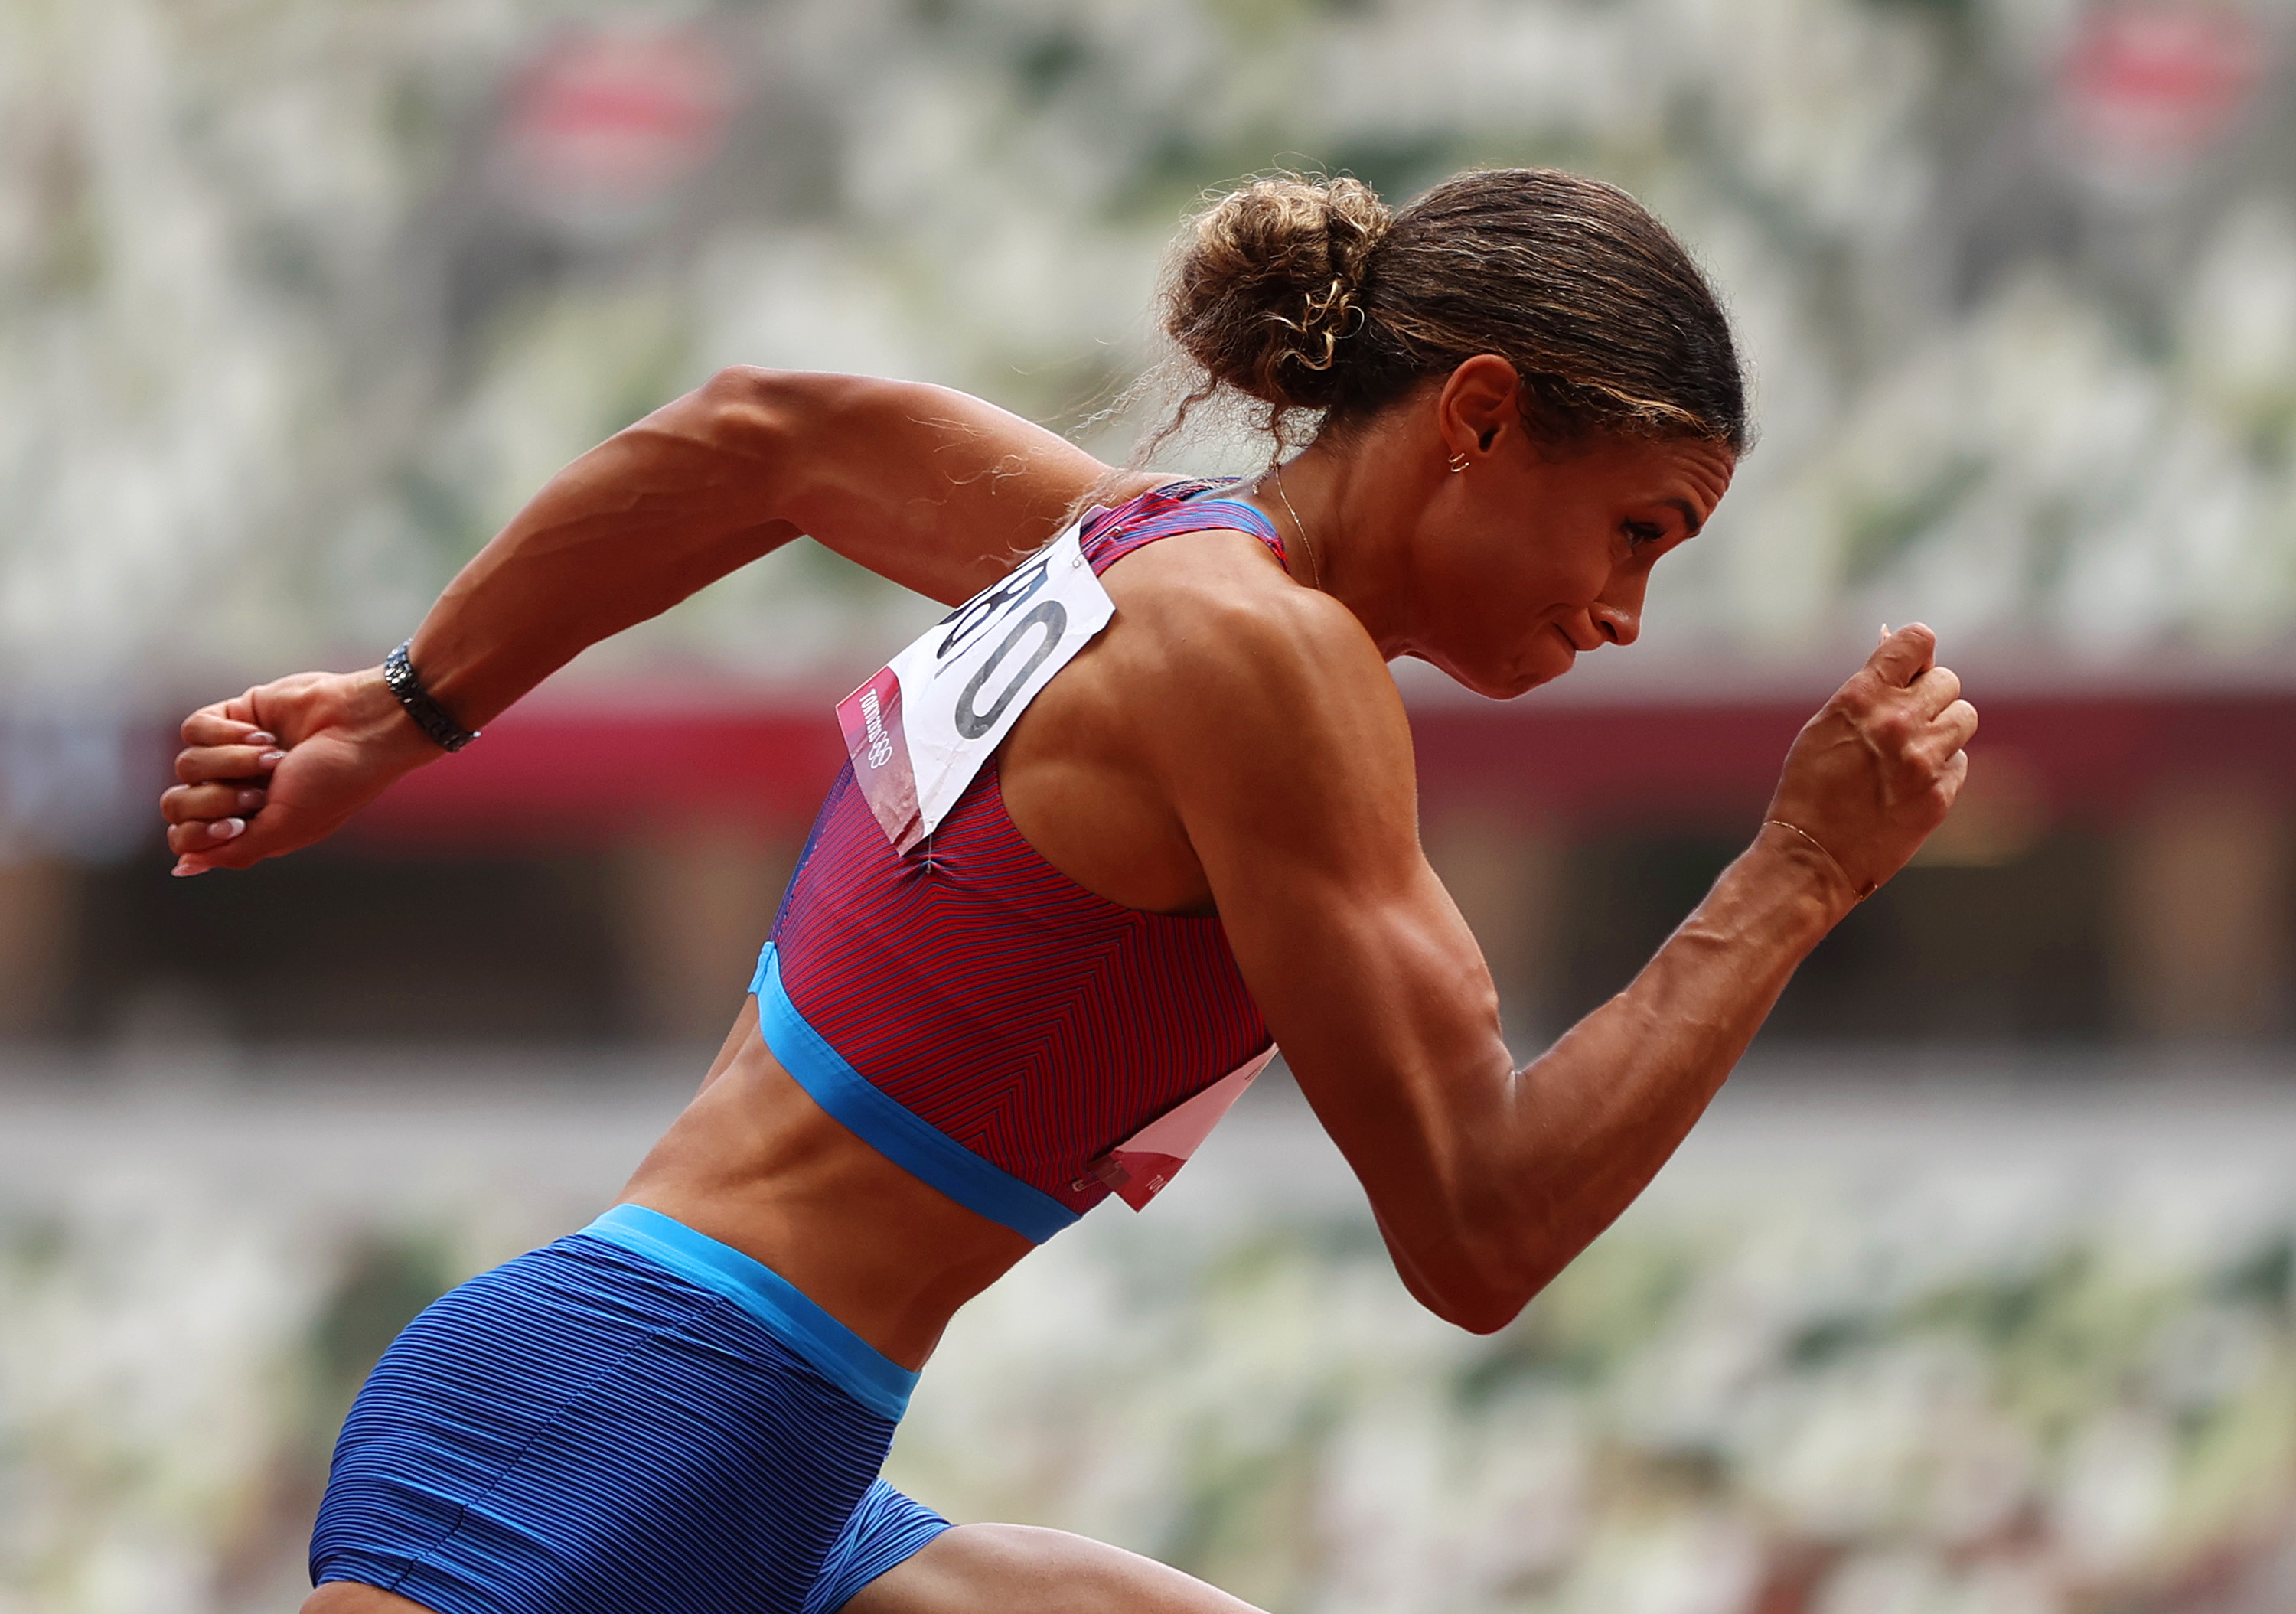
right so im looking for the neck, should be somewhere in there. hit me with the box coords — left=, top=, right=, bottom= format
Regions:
left=1251, top=431, right=1423, bottom=657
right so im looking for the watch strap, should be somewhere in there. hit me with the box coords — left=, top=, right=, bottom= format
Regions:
left=383, top=641, right=480, bottom=753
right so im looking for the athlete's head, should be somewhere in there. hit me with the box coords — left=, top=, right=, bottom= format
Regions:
left=1156, top=168, right=1748, bottom=695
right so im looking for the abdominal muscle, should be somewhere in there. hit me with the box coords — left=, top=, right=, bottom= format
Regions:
left=617, top=997, right=1038, bottom=1372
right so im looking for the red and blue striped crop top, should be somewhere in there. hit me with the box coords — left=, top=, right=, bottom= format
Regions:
left=749, top=481, right=1283, bottom=1241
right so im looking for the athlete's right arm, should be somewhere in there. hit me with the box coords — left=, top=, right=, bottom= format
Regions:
left=1159, top=605, right=1973, bottom=1333
left=161, top=370, right=1114, bottom=872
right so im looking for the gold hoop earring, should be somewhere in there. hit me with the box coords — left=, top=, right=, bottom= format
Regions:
left=1448, top=452, right=1470, bottom=474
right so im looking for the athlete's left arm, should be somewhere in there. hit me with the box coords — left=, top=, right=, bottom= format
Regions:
left=161, top=371, right=1114, bottom=873
left=1150, top=583, right=1964, bottom=1332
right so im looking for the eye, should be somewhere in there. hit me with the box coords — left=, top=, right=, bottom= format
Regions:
left=1623, top=520, right=1666, bottom=549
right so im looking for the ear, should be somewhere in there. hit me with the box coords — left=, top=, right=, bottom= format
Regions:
left=1433, top=355, right=1521, bottom=465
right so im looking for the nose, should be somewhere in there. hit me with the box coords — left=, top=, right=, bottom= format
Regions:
left=1590, top=597, right=1640, bottom=647
left=1589, top=562, right=1644, bottom=652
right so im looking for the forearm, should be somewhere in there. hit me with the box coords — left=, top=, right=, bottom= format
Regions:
left=1257, top=631, right=1967, bottom=1332
left=1463, top=630, right=1973, bottom=1308
left=1474, top=824, right=1854, bottom=1307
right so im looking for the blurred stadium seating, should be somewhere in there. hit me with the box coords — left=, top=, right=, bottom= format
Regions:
left=3, top=3, right=2294, bottom=1611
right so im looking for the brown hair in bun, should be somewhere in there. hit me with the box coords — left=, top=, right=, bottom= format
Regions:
left=1153, top=167, right=1749, bottom=457
left=1163, top=174, right=1394, bottom=418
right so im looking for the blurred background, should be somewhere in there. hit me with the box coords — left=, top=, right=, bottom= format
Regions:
left=2, top=0, right=2294, bottom=1609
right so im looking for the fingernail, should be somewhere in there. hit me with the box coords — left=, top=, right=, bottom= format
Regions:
left=171, top=859, right=206, bottom=878
left=245, top=732, right=276, bottom=746
left=214, top=817, right=246, bottom=840
left=256, top=750, right=285, bottom=768
left=236, top=789, right=266, bottom=811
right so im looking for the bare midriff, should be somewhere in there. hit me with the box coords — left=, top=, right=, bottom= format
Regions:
left=617, top=998, right=1038, bottom=1372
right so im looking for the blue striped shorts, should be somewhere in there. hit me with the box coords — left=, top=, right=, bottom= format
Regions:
left=311, top=1205, right=950, bottom=1614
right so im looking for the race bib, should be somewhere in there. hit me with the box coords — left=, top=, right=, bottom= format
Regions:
left=1073, top=1045, right=1278, bottom=1211
left=837, top=523, right=1115, bottom=855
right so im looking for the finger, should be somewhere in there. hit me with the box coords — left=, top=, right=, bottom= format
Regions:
left=176, top=742, right=285, bottom=786
left=1866, top=623, right=1938, bottom=689
left=166, top=817, right=248, bottom=856
left=182, top=708, right=276, bottom=748
left=1936, top=747, right=1971, bottom=802
left=1906, top=705, right=1979, bottom=781
left=172, top=839, right=259, bottom=876
left=173, top=805, right=295, bottom=873
left=1910, top=664, right=1962, bottom=719
left=1935, top=696, right=1978, bottom=750
left=160, top=783, right=267, bottom=824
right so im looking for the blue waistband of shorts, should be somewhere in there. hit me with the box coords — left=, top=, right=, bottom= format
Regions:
left=749, top=944, right=1081, bottom=1244
left=577, top=1202, right=918, bottom=1422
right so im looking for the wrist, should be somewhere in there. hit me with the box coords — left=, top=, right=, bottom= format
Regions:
left=383, top=640, right=483, bottom=752
left=343, top=667, right=455, bottom=774
left=1751, top=820, right=1867, bottom=927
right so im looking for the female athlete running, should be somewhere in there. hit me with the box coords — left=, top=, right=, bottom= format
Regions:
left=161, top=170, right=1975, bottom=1614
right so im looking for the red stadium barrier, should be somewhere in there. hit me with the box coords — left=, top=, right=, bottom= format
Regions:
left=348, top=691, right=2296, bottom=849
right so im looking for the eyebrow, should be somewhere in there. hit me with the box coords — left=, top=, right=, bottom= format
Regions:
left=1663, top=497, right=1704, bottom=537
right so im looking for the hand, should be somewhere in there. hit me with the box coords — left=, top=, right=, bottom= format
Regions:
left=1763, top=624, right=1978, bottom=905
left=160, top=668, right=440, bottom=875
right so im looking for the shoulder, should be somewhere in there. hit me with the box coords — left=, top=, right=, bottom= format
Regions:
left=1095, top=531, right=1411, bottom=791
left=1102, top=529, right=1384, bottom=681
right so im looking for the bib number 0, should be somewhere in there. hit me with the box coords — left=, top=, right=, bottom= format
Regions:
left=837, top=526, right=1116, bottom=854
left=954, top=601, right=1068, bottom=738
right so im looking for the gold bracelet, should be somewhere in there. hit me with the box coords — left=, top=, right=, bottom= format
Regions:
left=1763, top=819, right=1874, bottom=902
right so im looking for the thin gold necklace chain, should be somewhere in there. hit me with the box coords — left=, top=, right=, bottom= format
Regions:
left=1267, top=465, right=1322, bottom=592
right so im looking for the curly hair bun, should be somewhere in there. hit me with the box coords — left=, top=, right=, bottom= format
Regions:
left=1162, top=174, right=1395, bottom=415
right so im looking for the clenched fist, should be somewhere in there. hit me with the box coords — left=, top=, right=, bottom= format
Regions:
left=160, top=668, right=440, bottom=875
left=1765, top=624, right=1978, bottom=902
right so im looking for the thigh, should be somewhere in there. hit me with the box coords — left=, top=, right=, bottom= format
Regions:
left=841, top=1523, right=1265, bottom=1614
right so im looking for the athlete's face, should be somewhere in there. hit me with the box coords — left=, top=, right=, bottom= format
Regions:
left=1409, top=430, right=1735, bottom=699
